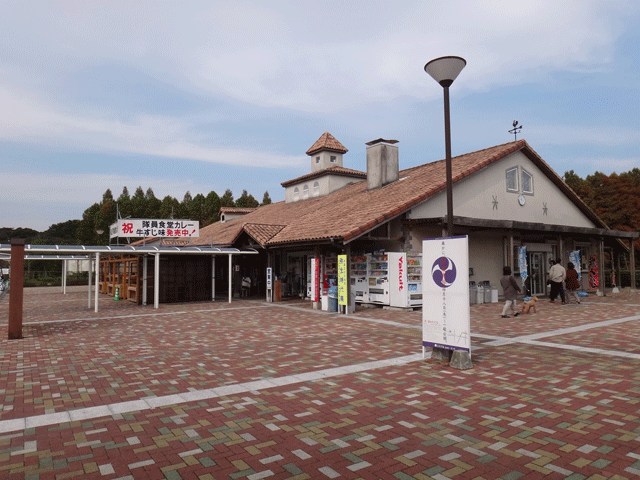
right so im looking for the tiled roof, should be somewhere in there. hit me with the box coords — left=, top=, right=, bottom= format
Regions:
left=305, top=132, right=348, bottom=155
left=192, top=140, right=607, bottom=248
left=281, top=165, right=366, bottom=187
left=242, top=224, right=286, bottom=244
left=219, top=207, right=257, bottom=215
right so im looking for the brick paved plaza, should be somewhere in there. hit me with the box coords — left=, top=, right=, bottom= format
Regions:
left=2, top=287, right=640, bottom=479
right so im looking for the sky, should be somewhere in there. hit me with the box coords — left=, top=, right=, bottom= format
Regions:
left=1, top=1, right=639, bottom=231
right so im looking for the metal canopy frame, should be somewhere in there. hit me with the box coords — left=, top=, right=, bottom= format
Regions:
left=0, top=244, right=258, bottom=312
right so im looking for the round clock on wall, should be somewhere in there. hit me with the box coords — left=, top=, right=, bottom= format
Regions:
left=518, top=195, right=526, bottom=206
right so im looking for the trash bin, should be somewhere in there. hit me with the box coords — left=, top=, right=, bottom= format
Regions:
left=469, top=281, right=477, bottom=305
left=491, top=285, right=499, bottom=303
left=476, top=285, right=484, bottom=304
left=328, top=286, right=338, bottom=312
left=481, top=280, right=491, bottom=303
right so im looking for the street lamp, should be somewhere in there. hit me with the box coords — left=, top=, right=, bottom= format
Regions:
left=424, top=56, right=466, bottom=236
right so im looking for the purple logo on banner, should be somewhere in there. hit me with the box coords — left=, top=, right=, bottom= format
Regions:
left=431, top=257, right=457, bottom=288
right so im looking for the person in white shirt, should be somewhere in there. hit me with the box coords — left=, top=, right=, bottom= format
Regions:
left=548, top=258, right=566, bottom=304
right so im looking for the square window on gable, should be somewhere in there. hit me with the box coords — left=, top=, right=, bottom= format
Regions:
left=506, top=167, right=519, bottom=192
left=315, top=156, right=320, bottom=164
left=521, top=168, right=533, bottom=194
left=330, top=155, right=336, bottom=163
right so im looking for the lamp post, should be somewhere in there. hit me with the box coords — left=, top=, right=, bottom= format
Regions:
left=424, top=56, right=466, bottom=236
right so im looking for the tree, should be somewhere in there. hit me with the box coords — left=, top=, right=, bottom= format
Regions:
left=76, top=203, right=101, bottom=244
left=0, top=227, right=40, bottom=244
left=261, top=191, right=272, bottom=206
left=102, top=188, right=114, bottom=203
left=236, top=189, right=259, bottom=208
left=563, top=170, right=587, bottom=197
left=117, top=186, right=131, bottom=219
left=220, top=189, right=234, bottom=208
left=131, top=186, right=147, bottom=218
left=44, top=220, right=81, bottom=244
left=189, top=193, right=206, bottom=224
left=159, top=195, right=180, bottom=219
left=203, top=191, right=221, bottom=226
left=145, top=188, right=162, bottom=218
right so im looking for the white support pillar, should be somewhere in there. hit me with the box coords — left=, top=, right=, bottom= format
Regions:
left=94, top=252, right=100, bottom=313
left=142, top=255, right=148, bottom=306
left=508, top=234, right=515, bottom=272
left=598, top=238, right=606, bottom=297
left=631, top=238, right=637, bottom=291
left=62, top=260, right=67, bottom=294
left=228, top=254, right=233, bottom=303
left=88, top=255, right=93, bottom=309
left=154, top=253, right=160, bottom=309
left=212, top=256, right=216, bottom=301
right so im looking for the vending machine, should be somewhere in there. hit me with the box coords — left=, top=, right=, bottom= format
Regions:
left=367, top=252, right=390, bottom=304
left=389, top=252, right=423, bottom=308
left=350, top=254, right=368, bottom=303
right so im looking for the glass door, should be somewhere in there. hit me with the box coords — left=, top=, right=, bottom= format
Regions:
left=528, top=252, right=546, bottom=296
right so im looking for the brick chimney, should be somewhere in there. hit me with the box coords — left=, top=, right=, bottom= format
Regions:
left=366, top=138, right=399, bottom=190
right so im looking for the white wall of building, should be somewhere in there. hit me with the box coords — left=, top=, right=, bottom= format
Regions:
left=285, top=175, right=357, bottom=203
left=408, top=151, right=596, bottom=228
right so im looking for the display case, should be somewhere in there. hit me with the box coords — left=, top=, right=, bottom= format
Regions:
left=367, top=252, right=389, bottom=304
left=389, top=252, right=422, bottom=308
left=350, top=254, right=368, bottom=303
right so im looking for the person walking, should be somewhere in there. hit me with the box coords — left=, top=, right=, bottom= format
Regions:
left=500, top=266, right=522, bottom=318
left=549, top=257, right=566, bottom=304
left=565, top=262, right=581, bottom=304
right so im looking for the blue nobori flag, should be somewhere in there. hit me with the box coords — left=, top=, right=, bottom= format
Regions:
left=518, top=247, right=528, bottom=281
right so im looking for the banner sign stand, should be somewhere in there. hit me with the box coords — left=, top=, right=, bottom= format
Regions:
left=422, top=236, right=473, bottom=370
left=338, top=255, right=348, bottom=311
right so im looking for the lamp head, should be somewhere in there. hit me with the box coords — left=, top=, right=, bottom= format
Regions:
left=424, top=56, right=466, bottom=88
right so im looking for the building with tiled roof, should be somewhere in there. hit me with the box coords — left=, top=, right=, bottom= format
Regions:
left=191, top=133, right=637, bottom=304
left=219, top=207, right=257, bottom=223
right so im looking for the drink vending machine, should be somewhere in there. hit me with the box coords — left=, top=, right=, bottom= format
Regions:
left=367, top=252, right=389, bottom=304
left=388, top=252, right=423, bottom=308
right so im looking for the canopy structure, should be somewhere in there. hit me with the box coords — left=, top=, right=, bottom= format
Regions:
left=0, top=244, right=259, bottom=312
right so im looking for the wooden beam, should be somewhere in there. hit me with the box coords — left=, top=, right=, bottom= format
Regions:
left=404, top=216, right=639, bottom=239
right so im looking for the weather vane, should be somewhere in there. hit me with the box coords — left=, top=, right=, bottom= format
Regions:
left=509, top=120, right=522, bottom=140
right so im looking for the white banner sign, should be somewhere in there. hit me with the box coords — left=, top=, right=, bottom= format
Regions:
left=422, top=236, right=470, bottom=352
left=110, top=219, right=199, bottom=239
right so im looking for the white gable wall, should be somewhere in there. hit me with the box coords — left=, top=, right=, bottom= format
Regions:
left=407, top=151, right=596, bottom=228
left=285, top=175, right=357, bottom=203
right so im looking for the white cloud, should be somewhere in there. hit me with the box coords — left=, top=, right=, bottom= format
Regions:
left=1, top=1, right=634, bottom=112
left=0, top=83, right=306, bottom=167
left=0, top=172, right=200, bottom=205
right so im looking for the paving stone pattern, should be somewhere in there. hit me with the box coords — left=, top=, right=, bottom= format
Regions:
left=1, top=287, right=640, bottom=479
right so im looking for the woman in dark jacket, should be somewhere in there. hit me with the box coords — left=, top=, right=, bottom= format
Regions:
left=500, top=266, right=522, bottom=318
left=565, top=262, right=581, bottom=304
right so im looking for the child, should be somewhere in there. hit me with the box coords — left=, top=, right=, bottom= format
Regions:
left=500, top=266, right=522, bottom=318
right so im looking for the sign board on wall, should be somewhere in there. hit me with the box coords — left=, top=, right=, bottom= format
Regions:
left=338, top=255, right=348, bottom=306
left=422, top=236, right=470, bottom=352
left=110, top=219, right=199, bottom=239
